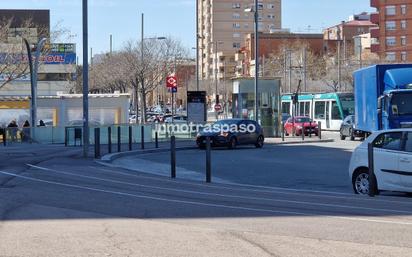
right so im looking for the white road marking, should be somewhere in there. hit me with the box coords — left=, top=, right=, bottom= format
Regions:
left=2, top=170, right=412, bottom=226
left=25, top=164, right=412, bottom=216
left=92, top=163, right=412, bottom=206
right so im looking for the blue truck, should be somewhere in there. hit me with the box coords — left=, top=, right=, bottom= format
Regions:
left=353, top=64, right=412, bottom=136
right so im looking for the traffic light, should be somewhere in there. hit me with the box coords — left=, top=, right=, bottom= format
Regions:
left=292, top=93, right=299, bottom=104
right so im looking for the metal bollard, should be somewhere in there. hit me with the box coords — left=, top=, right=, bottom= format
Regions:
left=368, top=143, right=377, bottom=197
left=3, top=127, right=6, bottom=146
left=141, top=125, right=145, bottom=150
left=309, top=121, right=312, bottom=138
left=94, top=127, right=100, bottom=158
left=302, top=128, right=305, bottom=141
left=117, top=126, right=121, bottom=152
left=155, top=132, right=159, bottom=148
left=64, top=127, right=67, bottom=147
left=108, top=127, right=112, bottom=153
left=129, top=126, right=132, bottom=151
left=206, top=137, right=211, bottom=183
left=318, top=121, right=322, bottom=140
left=281, top=122, right=285, bottom=142
left=171, top=135, right=176, bottom=178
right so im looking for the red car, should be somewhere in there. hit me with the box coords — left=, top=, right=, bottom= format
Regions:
left=284, top=116, right=318, bottom=136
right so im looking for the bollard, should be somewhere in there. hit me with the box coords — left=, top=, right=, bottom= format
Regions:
left=3, top=127, right=6, bottom=146
left=368, top=143, right=377, bottom=197
left=318, top=121, right=322, bottom=140
left=141, top=125, right=145, bottom=150
left=206, top=137, right=212, bottom=183
left=94, top=127, right=100, bottom=158
left=64, top=127, right=67, bottom=147
left=281, top=122, right=285, bottom=142
left=128, top=126, right=132, bottom=151
left=171, top=135, right=176, bottom=178
left=302, top=128, right=305, bottom=141
left=309, top=121, right=312, bottom=138
left=108, top=127, right=112, bottom=153
left=117, top=126, right=121, bottom=152
left=155, top=131, right=159, bottom=148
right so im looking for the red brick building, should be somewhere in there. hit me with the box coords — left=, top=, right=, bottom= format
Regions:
left=370, top=0, right=412, bottom=62
left=237, top=32, right=324, bottom=77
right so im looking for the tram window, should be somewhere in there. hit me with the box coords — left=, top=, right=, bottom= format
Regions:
left=282, top=102, right=291, bottom=114
left=304, top=102, right=310, bottom=116
left=331, top=101, right=341, bottom=119
left=315, top=101, right=325, bottom=119
left=299, top=102, right=305, bottom=116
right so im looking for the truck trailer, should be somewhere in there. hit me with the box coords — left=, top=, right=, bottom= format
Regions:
left=353, top=64, right=412, bottom=136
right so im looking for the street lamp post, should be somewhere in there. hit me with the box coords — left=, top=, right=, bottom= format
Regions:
left=82, top=0, right=89, bottom=157
left=196, top=0, right=200, bottom=91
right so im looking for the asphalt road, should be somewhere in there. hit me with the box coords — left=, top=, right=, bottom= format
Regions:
left=1, top=137, right=412, bottom=256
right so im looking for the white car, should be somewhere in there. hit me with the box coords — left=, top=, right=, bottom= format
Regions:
left=349, top=129, right=412, bottom=195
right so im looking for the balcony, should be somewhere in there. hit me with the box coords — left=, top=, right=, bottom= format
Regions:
left=371, top=0, right=379, bottom=8
left=370, top=13, right=379, bottom=25
left=370, top=27, right=380, bottom=39
left=371, top=43, right=380, bottom=53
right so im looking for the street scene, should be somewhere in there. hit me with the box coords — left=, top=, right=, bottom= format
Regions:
left=1, top=0, right=412, bottom=256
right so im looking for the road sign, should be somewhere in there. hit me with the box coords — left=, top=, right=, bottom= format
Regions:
left=166, top=75, right=177, bottom=88
left=168, top=87, right=177, bottom=93
left=214, top=104, right=222, bottom=112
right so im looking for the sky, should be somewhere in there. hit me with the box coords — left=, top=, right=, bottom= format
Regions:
left=1, top=0, right=374, bottom=59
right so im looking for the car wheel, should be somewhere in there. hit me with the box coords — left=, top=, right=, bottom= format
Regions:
left=340, top=132, right=346, bottom=140
left=352, top=169, right=378, bottom=195
left=255, top=136, right=264, bottom=148
left=349, top=129, right=355, bottom=141
left=228, top=137, right=237, bottom=149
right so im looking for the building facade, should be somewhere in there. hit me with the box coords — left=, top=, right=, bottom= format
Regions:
left=198, top=0, right=281, bottom=84
left=370, top=0, right=412, bottom=62
left=0, top=9, right=76, bottom=97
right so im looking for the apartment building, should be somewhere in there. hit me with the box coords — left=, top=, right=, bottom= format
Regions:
left=198, top=0, right=281, bottom=84
left=370, top=0, right=412, bottom=62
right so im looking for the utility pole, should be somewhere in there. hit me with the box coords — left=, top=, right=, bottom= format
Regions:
left=254, top=0, right=259, bottom=122
left=337, top=40, right=341, bottom=91
left=82, top=0, right=89, bottom=157
left=214, top=41, right=219, bottom=105
left=303, top=47, right=307, bottom=92
left=140, top=13, right=144, bottom=123
left=196, top=0, right=200, bottom=91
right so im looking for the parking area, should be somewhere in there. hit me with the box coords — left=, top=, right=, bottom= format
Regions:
left=112, top=132, right=364, bottom=193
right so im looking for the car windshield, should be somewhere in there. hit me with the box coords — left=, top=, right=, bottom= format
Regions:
left=391, top=93, right=412, bottom=115
left=295, top=117, right=311, bottom=123
left=339, top=94, right=355, bottom=117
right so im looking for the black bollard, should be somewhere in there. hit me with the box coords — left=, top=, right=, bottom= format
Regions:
left=171, top=135, right=176, bottom=178
left=94, top=127, right=100, bottom=158
left=368, top=143, right=377, bottom=197
left=302, top=128, right=305, bottom=141
left=155, top=131, right=159, bottom=148
left=309, top=121, right=312, bottom=138
left=64, top=127, right=67, bottom=147
left=141, top=125, right=145, bottom=150
left=117, top=126, right=121, bottom=152
left=108, top=127, right=112, bottom=153
left=206, top=137, right=211, bottom=183
left=318, top=121, right=322, bottom=140
left=282, top=122, right=285, bottom=142
left=129, top=126, right=132, bottom=151
left=3, top=127, right=6, bottom=146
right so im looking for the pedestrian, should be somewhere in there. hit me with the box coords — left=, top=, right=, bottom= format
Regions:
left=39, top=120, right=45, bottom=127
left=22, top=120, right=31, bottom=142
left=7, top=120, right=18, bottom=142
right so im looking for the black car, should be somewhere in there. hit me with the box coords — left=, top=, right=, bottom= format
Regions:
left=340, top=115, right=365, bottom=141
left=196, top=119, right=264, bottom=149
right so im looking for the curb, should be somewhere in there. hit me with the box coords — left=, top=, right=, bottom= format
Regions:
left=272, top=138, right=335, bottom=145
left=101, top=145, right=198, bottom=162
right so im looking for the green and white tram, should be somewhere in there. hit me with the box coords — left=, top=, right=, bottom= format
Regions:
left=281, top=93, right=354, bottom=131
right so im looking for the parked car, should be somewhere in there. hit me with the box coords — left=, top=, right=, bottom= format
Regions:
left=164, top=115, right=188, bottom=123
left=340, top=115, right=365, bottom=141
left=196, top=119, right=264, bottom=149
left=284, top=116, right=318, bottom=136
left=349, top=129, right=412, bottom=195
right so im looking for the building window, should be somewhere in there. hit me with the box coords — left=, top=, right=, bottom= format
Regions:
left=233, top=33, right=240, bottom=38
left=386, top=5, right=396, bottom=15
left=232, top=3, right=241, bottom=9
left=357, top=27, right=364, bottom=33
left=267, top=3, right=275, bottom=9
left=232, top=23, right=240, bottom=29
left=233, top=42, right=241, bottom=48
left=244, top=23, right=249, bottom=29
left=385, top=21, right=396, bottom=30
left=401, top=20, right=407, bottom=29
left=258, top=3, right=264, bottom=10
left=232, top=13, right=240, bottom=19
left=401, top=5, right=407, bottom=15
left=401, top=36, right=407, bottom=46
left=386, top=36, right=396, bottom=46
left=401, top=52, right=407, bottom=61
left=258, top=16, right=263, bottom=21
left=386, top=52, right=396, bottom=61
left=267, top=14, right=275, bottom=19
